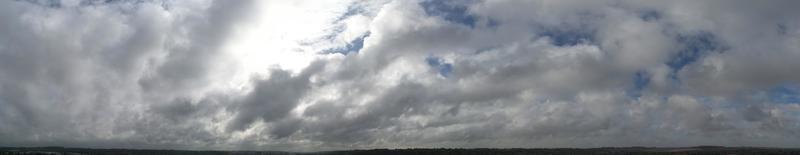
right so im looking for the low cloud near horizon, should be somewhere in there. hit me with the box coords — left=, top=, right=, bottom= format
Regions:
left=1, top=0, right=800, bottom=151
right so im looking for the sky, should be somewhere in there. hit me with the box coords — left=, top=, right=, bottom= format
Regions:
left=1, top=0, right=800, bottom=152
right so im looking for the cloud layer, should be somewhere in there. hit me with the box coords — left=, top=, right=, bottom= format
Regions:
left=1, top=0, right=800, bottom=151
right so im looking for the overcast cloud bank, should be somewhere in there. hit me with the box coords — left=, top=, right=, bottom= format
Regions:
left=1, top=0, right=800, bottom=151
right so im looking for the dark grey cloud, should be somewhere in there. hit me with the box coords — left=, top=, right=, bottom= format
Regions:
left=2, top=0, right=800, bottom=152
left=227, top=61, right=326, bottom=132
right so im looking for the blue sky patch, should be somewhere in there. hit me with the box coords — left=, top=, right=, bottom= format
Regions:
left=639, top=10, right=662, bottom=22
left=626, top=70, right=651, bottom=98
left=538, top=28, right=595, bottom=47
left=777, top=23, right=788, bottom=35
left=487, top=18, right=501, bottom=28
left=768, top=85, right=800, bottom=104
left=419, top=0, right=477, bottom=28
left=425, top=56, right=454, bottom=77
left=666, top=32, right=723, bottom=80
left=324, top=32, right=371, bottom=55
left=19, top=0, right=62, bottom=8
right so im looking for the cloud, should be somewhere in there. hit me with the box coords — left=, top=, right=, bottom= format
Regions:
left=227, top=61, right=326, bottom=132
left=0, top=0, right=258, bottom=149
left=1, top=0, right=800, bottom=151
